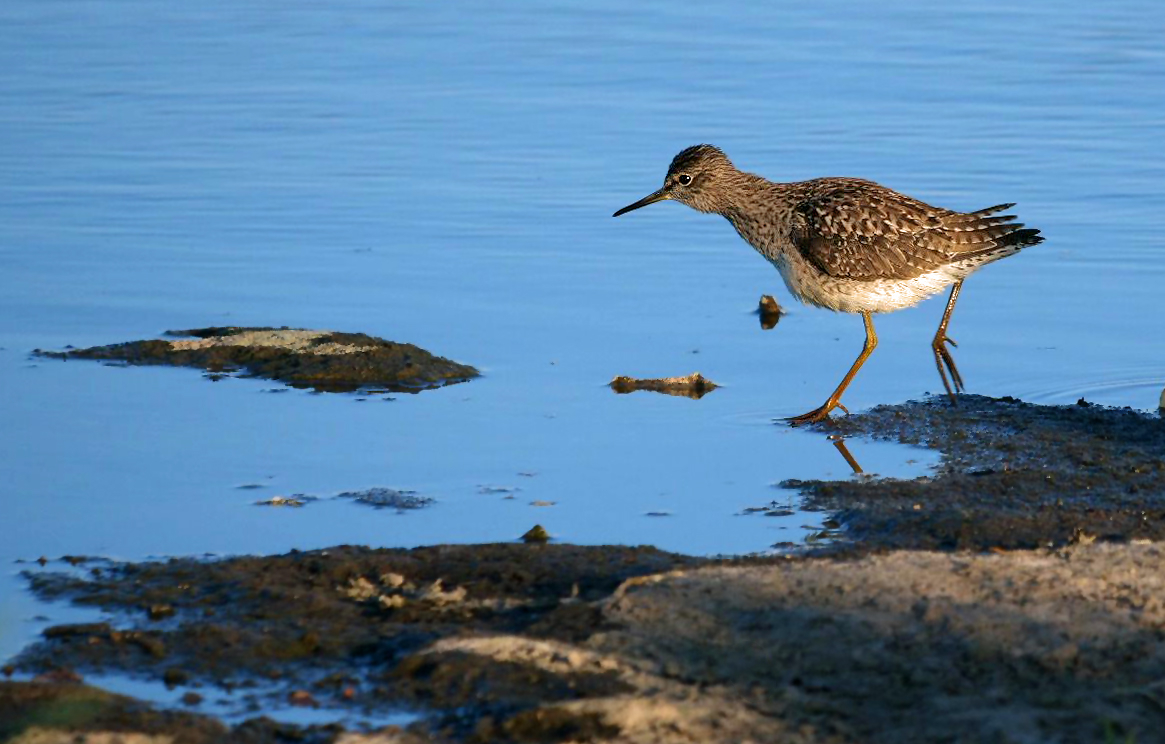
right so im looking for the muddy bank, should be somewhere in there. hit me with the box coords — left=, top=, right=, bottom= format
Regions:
left=791, top=394, right=1165, bottom=551
left=12, top=541, right=1165, bottom=743
left=13, top=545, right=699, bottom=743
left=33, top=327, right=478, bottom=393
left=594, top=541, right=1165, bottom=743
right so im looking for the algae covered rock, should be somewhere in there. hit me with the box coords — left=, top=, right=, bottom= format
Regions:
left=35, top=326, right=478, bottom=393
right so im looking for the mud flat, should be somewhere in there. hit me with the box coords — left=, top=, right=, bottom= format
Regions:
left=794, top=394, right=1165, bottom=551
left=8, top=396, right=1165, bottom=743
left=10, top=543, right=1165, bottom=743
left=34, top=327, right=478, bottom=393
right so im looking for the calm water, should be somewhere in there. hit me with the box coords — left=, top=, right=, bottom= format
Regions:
left=2, top=0, right=1164, bottom=702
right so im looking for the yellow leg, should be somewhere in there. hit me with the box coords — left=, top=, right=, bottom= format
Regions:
left=932, top=281, right=965, bottom=402
left=788, top=311, right=877, bottom=426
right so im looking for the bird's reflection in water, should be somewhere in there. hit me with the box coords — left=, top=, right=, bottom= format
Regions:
left=829, top=435, right=864, bottom=474
left=797, top=436, right=864, bottom=547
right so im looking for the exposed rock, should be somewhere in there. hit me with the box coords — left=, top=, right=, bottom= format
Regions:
left=34, top=327, right=478, bottom=394
left=609, top=372, right=718, bottom=399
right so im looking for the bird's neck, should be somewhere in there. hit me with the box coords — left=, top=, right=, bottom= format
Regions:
left=719, top=175, right=793, bottom=259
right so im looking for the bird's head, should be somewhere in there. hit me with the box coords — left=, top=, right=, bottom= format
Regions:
left=613, top=144, right=737, bottom=217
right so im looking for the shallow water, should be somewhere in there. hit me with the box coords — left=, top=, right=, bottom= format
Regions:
left=2, top=0, right=1164, bottom=714
left=68, top=670, right=419, bottom=730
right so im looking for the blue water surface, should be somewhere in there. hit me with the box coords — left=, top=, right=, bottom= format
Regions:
left=2, top=0, right=1164, bottom=700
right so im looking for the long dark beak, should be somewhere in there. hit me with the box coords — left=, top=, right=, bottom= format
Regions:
left=612, top=188, right=670, bottom=217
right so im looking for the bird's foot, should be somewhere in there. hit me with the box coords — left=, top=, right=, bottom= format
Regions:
left=932, top=333, right=965, bottom=403
left=787, top=398, right=847, bottom=426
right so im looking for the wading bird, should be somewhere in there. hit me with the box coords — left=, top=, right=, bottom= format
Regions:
left=613, top=145, right=1043, bottom=424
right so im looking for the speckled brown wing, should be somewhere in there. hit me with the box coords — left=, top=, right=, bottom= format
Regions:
left=792, top=184, right=1043, bottom=281
left=937, top=202, right=1044, bottom=255
left=789, top=181, right=957, bottom=282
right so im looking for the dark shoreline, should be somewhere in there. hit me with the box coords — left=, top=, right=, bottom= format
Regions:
left=6, top=395, right=1165, bottom=744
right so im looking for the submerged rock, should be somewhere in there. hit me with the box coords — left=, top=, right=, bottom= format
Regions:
left=336, top=488, right=435, bottom=510
left=34, top=326, right=478, bottom=394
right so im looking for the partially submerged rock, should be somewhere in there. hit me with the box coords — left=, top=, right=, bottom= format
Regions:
left=34, top=327, right=478, bottom=394
left=336, top=488, right=434, bottom=510
left=757, top=294, right=783, bottom=330
left=609, top=372, right=718, bottom=399
left=253, top=488, right=434, bottom=511
left=254, top=494, right=316, bottom=508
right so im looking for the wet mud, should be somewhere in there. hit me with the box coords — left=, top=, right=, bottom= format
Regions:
left=13, top=545, right=697, bottom=743
left=13, top=540, right=1165, bottom=743
left=0, top=679, right=347, bottom=744
left=9, top=395, right=1165, bottom=743
left=793, top=394, right=1165, bottom=551
left=34, top=327, right=478, bottom=393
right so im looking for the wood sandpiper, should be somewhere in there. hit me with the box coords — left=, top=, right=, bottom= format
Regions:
left=613, top=144, right=1043, bottom=425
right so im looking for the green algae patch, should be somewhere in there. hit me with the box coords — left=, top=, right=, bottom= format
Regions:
left=0, top=678, right=360, bottom=743
left=0, top=680, right=235, bottom=744
left=34, top=326, right=478, bottom=393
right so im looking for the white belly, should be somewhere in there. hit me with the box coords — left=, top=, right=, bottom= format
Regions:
left=768, top=252, right=962, bottom=314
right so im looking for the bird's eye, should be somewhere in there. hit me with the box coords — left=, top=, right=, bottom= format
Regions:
left=677, top=174, right=692, bottom=186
